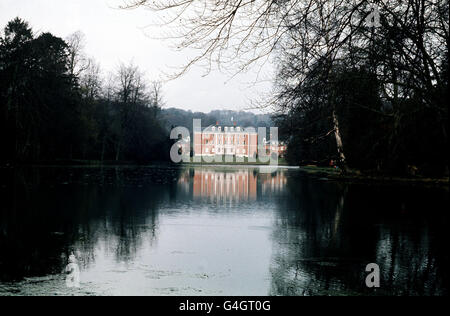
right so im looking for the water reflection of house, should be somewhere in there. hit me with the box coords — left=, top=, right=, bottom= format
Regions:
left=260, top=171, right=287, bottom=195
left=177, top=169, right=191, bottom=194
left=193, top=169, right=257, bottom=202
left=178, top=168, right=288, bottom=203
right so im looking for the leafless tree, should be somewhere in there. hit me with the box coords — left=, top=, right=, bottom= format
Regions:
left=121, top=0, right=448, bottom=170
left=66, top=31, right=90, bottom=78
left=121, top=1, right=448, bottom=95
left=120, top=0, right=296, bottom=76
left=80, top=58, right=103, bottom=100
left=149, top=81, right=165, bottom=108
left=116, top=61, right=149, bottom=104
left=113, top=62, right=151, bottom=160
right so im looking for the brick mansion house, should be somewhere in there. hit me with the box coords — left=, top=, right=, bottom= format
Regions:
left=191, top=125, right=287, bottom=158
left=194, top=125, right=258, bottom=158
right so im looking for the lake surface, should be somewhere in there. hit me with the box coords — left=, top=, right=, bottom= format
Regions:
left=0, top=165, right=448, bottom=296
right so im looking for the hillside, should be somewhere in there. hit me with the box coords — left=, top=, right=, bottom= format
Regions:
left=161, top=108, right=273, bottom=132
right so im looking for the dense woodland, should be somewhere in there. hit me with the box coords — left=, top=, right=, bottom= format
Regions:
left=2, top=0, right=450, bottom=179
left=0, top=18, right=170, bottom=163
left=124, top=0, right=448, bottom=177
left=0, top=18, right=274, bottom=164
left=271, top=0, right=449, bottom=177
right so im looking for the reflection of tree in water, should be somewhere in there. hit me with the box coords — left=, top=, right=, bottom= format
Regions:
left=270, top=177, right=449, bottom=296
left=0, top=167, right=179, bottom=282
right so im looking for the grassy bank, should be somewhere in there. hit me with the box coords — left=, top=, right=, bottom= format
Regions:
left=2, top=159, right=171, bottom=167
left=182, top=156, right=289, bottom=166
left=299, top=165, right=449, bottom=186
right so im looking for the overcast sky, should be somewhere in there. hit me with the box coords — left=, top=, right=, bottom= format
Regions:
left=0, top=0, right=274, bottom=113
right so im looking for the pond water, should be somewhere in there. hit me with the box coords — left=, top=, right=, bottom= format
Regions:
left=0, top=165, right=448, bottom=296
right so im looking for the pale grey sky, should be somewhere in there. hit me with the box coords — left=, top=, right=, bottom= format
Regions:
left=0, top=0, right=274, bottom=113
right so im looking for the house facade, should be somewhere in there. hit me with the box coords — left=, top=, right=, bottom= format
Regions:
left=194, top=126, right=258, bottom=158
left=264, top=139, right=287, bottom=158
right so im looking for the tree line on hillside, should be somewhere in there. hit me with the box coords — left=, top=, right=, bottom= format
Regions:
left=124, top=0, right=448, bottom=177
left=160, top=108, right=273, bottom=132
left=0, top=18, right=170, bottom=164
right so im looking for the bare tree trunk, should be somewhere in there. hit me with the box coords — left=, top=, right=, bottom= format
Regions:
left=333, top=110, right=347, bottom=171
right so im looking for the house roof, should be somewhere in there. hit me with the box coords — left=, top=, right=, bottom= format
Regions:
left=195, top=125, right=258, bottom=134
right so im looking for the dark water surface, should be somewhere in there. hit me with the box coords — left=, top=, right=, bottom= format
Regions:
left=0, top=165, right=448, bottom=296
